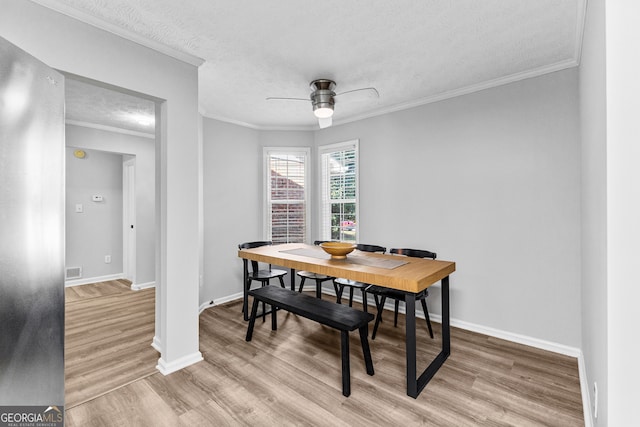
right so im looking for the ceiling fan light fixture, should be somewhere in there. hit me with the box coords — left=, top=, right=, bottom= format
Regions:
left=313, top=106, right=334, bottom=118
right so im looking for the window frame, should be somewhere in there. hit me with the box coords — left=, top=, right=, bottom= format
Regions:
left=263, top=146, right=311, bottom=244
left=318, top=139, right=360, bottom=242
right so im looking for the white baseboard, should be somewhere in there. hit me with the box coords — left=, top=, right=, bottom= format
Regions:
left=65, top=273, right=124, bottom=287
left=156, top=351, right=203, bottom=375
left=131, top=281, right=155, bottom=291
left=213, top=291, right=244, bottom=306
left=199, top=300, right=215, bottom=314
left=578, top=351, right=594, bottom=427
left=151, top=336, right=162, bottom=353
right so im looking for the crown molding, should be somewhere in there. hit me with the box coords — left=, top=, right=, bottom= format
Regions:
left=200, top=111, right=316, bottom=132
left=66, top=119, right=155, bottom=139
left=31, top=0, right=205, bottom=67
left=202, top=58, right=580, bottom=132
left=337, top=58, right=580, bottom=127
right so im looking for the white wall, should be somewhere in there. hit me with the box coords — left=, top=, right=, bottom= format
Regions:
left=606, top=1, right=640, bottom=424
left=578, top=0, right=607, bottom=423
left=201, top=119, right=312, bottom=303
left=1, top=0, right=201, bottom=371
left=66, top=124, right=156, bottom=287
left=66, top=148, right=123, bottom=280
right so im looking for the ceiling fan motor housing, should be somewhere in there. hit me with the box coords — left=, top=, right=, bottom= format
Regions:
left=310, top=79, right=336, bottom=116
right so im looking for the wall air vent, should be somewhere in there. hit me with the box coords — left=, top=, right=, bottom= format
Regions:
left=65, top=267, right=82, bottom=280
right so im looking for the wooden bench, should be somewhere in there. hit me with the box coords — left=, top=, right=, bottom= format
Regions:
left=245, top=286, right=375, bottom=397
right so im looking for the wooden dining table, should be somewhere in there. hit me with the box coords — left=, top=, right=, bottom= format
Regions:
left=237, top=242, right=456, bottom=398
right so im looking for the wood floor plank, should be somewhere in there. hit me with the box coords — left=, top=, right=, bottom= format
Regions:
left=65, top=290, right=584, bottom=426
left=64, top=281, right=157, bottom=409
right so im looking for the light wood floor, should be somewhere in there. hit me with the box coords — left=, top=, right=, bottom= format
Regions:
left=65, top=283, right=584, bottom=426
left=65, top=280, right=157, bottom=408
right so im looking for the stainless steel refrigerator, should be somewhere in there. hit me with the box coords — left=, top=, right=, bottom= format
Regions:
left=0, top=35, right=65, bottom=412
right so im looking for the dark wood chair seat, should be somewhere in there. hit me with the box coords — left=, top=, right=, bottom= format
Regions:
left=296, top=240, right=337, bottom=299
left=368, top=248, right=436, bottom=340
left=238, top=241, right=287, bottom=320
left=334, top=244, right=386, bottom=312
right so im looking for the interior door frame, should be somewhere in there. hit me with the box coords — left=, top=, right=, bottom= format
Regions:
left=123, top=156, right=137, bottom=285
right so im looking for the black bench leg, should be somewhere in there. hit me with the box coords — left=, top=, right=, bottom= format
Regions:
left=359, top=326, right=374, bottom=376
left=271, top=303, right=278, bottom=331
left=341, top=330, right=351, bottom=397
left=245, top=298, right=260, bottom=341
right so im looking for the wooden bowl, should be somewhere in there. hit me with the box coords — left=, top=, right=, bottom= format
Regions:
left=320, top=242, right=356, bottom=259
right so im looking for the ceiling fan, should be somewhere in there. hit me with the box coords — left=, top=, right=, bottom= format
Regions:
left=267, top=79, right=379, bottom=128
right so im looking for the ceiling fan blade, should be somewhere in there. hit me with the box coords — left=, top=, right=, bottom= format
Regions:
left=265, top=97, right=309, bottom=102
left=318, top=116, right=332, bottom=129
left=335, top=87, right=379, bottom=100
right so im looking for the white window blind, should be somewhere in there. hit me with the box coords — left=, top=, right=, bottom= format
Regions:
left=264, top=148, right=310, bottom=244
left=319, top=140, right=359, bottom=242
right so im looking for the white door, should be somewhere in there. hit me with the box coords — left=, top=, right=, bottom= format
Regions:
left=123, top=157, right=136, bottom=284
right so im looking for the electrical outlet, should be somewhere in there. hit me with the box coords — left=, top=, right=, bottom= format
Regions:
left=105, top=255, right=111, bottom=264
left=593, top=382, right=598, bottom=419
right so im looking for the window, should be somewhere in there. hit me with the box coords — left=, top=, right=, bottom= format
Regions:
left=319, top=140, right=359, bottom=243
left=264, top=147, right=310, bottom=244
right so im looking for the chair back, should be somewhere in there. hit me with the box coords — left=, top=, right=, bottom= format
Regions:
left=390, top=248, right=436, bottom=259
left=356, top=244, right=386, bottom=254
left=238, top=241, right=273, bottom=272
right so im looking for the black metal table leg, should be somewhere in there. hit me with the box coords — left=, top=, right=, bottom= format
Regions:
left=242, top=259, right=250, bottom=321
left=405, top=294, right=417, bottom=397
left=405, top=275, right=451, bottom=398
left=290, top=268, right=296, bottom=291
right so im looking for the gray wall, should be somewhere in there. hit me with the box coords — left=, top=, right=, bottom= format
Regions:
left=66, top=148, right=123, bottom=280
left=66, top=124, right=156, bottom=286
left=314, top=69, right=582, bottom=347
left=201, top=120, right=312, bottom=303
left=578, top=0, right=607, bottom=423
left=202, top=68, right=582, bottom=348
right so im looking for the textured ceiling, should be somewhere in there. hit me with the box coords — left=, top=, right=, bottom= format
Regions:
left=65, top=78, right=155, bottom=135
left=36, top=0, right=585, bottom=131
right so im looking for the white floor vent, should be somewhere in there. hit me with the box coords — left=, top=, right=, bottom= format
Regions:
left=65, top=267, right=82, bottom=280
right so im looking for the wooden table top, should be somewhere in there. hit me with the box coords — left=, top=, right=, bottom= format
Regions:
left=238, top=243, right=455, bottom=294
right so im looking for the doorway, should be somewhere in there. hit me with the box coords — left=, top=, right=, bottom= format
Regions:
left=64, top=75, right=156, bottom=290
left=123, top=156, right=136, bottom=284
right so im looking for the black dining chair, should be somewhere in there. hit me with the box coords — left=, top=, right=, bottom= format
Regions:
left=368, top=248, right=436, bottom=340
left=238, top=241, right=287, bottom=320
left=333, top=244, right=386, bottom=313
left=296, top=240, right=337, bottom=299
